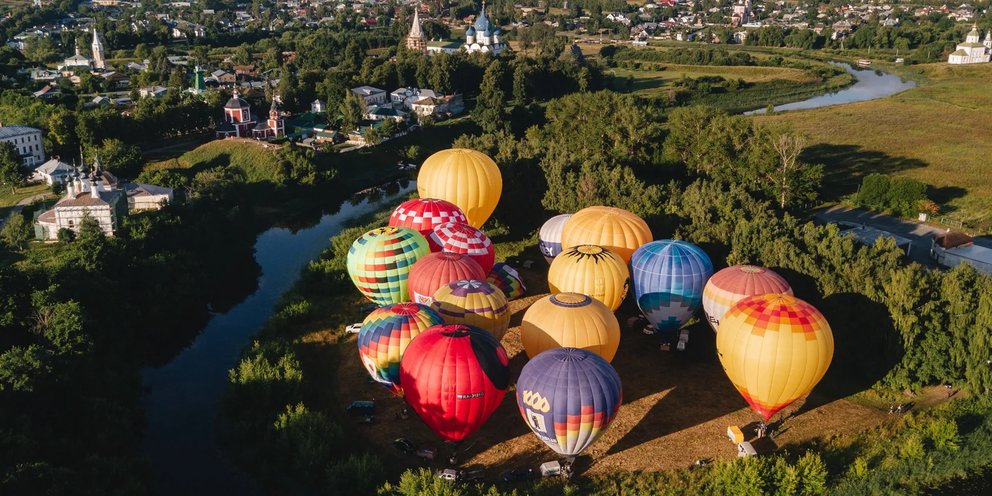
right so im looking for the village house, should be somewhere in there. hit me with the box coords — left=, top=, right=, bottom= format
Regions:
left=0, top=125, right=45, bottom=167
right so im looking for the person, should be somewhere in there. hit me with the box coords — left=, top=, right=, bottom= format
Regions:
left=888, top=405, right=894, bottom=414
left=945, top=384, right=954, bottom=398
left=896, top=404, right=904, bottom=414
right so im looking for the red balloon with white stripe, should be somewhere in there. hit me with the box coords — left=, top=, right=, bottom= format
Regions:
left=389, top=198, right=468, bottom=239
left=702, top=265, right=793, bottom=333
left=428, top=222, right=496, bottom=273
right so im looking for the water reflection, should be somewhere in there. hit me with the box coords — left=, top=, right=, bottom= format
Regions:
left=746, top=62, right=917, bottom=115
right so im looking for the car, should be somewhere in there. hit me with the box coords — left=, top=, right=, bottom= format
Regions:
left=436, top=468, right=458, bottom=481
left=415, top=447, right=436, bottom=460
left=459, top=468, right=484, bottom=482
left=393, top=437, right=416, bottom=455
left=346, top=400, right=375, bottom=416
left=641, top=325, right=657, bottom=335
left=345, top=323, right=363, bottom=334
left=501, top=468, right=536, bottom=482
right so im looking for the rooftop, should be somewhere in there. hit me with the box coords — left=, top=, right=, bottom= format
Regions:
left=0, top=125, right=42, bottom=139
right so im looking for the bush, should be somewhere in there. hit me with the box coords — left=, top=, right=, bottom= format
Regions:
left=855, top=174, right=929, bottom=217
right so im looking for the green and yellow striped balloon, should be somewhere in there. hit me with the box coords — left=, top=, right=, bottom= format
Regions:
left=347, top=226, right=431, bottom=305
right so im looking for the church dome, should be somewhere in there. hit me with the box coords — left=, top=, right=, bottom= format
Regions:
left=474, top=7, right=492, bottom=32
left=467, top=26, right=476, bottom=35
left=483, top=28, right=492, bottom=37
left=225, top=94, right=250, bottom=109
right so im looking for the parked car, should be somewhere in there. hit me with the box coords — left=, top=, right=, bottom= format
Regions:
left=436, top=468, right=458, bottom=481
left=392, top=437, right=416, bottom=455
left=501, top=468, right=536, bottom=482
left=416, top=447, right=436, bottom=460
left=539, top=461, right=561, bottom=477
left=345, top=323, right=363, bottom=334
left=346, top=400, right=375, bottom=416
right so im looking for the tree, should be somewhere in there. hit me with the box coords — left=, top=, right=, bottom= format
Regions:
left=89, top=138, right=143, bottom=175
left=473, top=60, right=507, bottom=134
left=0, top=142, right=26, bottom=193
left=46, top=108, right=79, bottom=158
left=339, top=92, right=367, bottom=133
left=760, top=126, right=823, bottom=209
left=1, top=213, right=32, bottom=250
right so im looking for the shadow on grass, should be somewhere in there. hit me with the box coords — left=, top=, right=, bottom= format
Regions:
left=804, top=144, right=929, bottom=202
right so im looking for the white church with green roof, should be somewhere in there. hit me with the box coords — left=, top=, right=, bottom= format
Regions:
left=948, top=24, right=991, bottom=65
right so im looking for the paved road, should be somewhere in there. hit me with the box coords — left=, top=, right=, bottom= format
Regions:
left=815, top=206, right=992, bottom=266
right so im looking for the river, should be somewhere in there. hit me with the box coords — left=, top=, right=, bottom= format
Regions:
left=141, top=182, right=415, bottom=495
left=745, top=62, right=917, bottom=115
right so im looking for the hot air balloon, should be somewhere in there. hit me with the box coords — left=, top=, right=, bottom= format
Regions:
left=702, top=265, right=793, bottom=333
left=429, top=222, right=495, bottom=273
left=716, top=294, right=833, bottom=422
left=487, top=262, right=526, bottom=300
left=430, top=279, right=510, bottom=340
left=346, top=227, right=431, bottom=305
left=407, top=252, right=486, bottom=305
left=389, top=198, right=468, bottom=238
left=539, top=214, right=572, bottom=262
left=418, top=148, right=502, bottom=228
left=560, top=206, right=652, bottom=263
left=547, top=245, right=629, bottom=311
left=521, top=293, right=621, bottom=362
left=357, top=303, right=444, bottom=394
left=400, top=324, right=510, bottom=442
left=516, top=347, right=622, bottom=459
left=630, top=240, right=713, bottom=339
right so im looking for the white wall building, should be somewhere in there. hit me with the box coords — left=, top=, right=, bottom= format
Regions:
left=0, top=125, right=46, bottom=167
left=948, top=25, right=991, bottom=65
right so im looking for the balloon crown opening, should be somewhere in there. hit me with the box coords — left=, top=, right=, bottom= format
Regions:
left=739, top=265, right=765, bottom=274
left=436, top=252, right=463, bottom=260
left=550, top=293, right=592, bottom=307
left=390, top=303, right=421, bottom=315
left=440, top=325, right=472, bottom=337
left=573, top=245, right=606, bottom=255
left=553, top=347, right=590, bottom=362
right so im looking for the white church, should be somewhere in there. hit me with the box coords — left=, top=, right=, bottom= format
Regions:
left=948, top=24, right=991, bottom=65
left=464, top=2, right=507, bottom=54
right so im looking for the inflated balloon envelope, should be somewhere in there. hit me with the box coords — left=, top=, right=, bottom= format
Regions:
left=702, top=265, right=793, bottom=333
left=346, top=226, right=431, bottom=305
left=516, top=347, right=622, bottom=458
left=417, top=148, right=502, bottom=229
left=357, top=303, right=443, bottom=395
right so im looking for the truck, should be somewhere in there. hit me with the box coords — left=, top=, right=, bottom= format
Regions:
left=931, top=232, right=992, bottom=276
left=737, top=441, right=757, bottom=457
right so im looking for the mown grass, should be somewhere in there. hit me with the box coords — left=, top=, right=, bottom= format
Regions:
left=758, top=63, right=992, bottom=228
left=144, top=138, right=284, bottom=182
left=610, top=64, right=819, bottom=87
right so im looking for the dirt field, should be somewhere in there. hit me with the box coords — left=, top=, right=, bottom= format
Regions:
left=300, top=265, right=898, bottom=478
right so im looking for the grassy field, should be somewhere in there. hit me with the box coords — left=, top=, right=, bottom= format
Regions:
left=145, top=138, right=286, bottom=182
left=0, top=183, right=53, bottom=221
left=758, top=63, right=992, bottom=228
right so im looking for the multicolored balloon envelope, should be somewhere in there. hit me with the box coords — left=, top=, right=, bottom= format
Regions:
left=630, top=240, right=713, bottom=337
left=400, top=324, right=510, bottom=442
left=430, top=279, right=510, bottom=340
left=357, top=303, right=443, bottom=394
left=418, top=148, right=502, bottom=228
left=346, top=227, right=431, bottom=305
left=407, top=252, right=486, bottom=305
left=388, top=198, right=468, bottom=238
left=538, top=213, right=572, bottom=262
left=702, top=265, right=793, bottom=333
left=548, top=245, right=629, bottom=311
left=716, top=294, right=834, bottom=423
left=429, top=222, right=495, bottom=273
left=560, top=206, right=652, bottom=263
left=487, top=262, right=526, bottom=300
left=516, top=347, right=622, bottom=458
left=521, top=293, right=620, bottom=362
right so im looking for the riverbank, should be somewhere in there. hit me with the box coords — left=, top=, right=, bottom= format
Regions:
left=758, top=62, right=992, bottom=229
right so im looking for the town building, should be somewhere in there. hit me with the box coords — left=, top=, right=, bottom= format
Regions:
left=31, top=158, right=73, bottom=185
left=406, top=8, right=427, bottom=52
left=464, top=2, right=507, bottom=54
left=948, top=25, right=991, bottom=65
left=215, top=90, right=256, bottom=138
left=731, top=0, right=752, bottom=27
left=250, top=97, right=286, bottom=139
left=91, top=27, right=106, bottom=69
left=0, top=125, right=45, bottom=167
left=125, top=183, right=174, bottom=211
left=60, top=45, right=92, bottom=72
left=35, top=163, right=127, bottom=240
left=311, top=99, right=326, bottom=113
left=351, top=85, right=388, bottom=106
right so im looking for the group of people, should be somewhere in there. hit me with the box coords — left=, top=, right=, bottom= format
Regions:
left=754, top=422, right=775, bottom=439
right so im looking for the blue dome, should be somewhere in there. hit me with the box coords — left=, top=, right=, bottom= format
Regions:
left=483, top=29, right=492, bottom=37
left=466, top=26, right=476, bottom=35
left=474, top=6, right=491, bottom=31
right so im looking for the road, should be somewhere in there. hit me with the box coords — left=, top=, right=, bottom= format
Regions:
left=815, top=206, right=992, bottom=266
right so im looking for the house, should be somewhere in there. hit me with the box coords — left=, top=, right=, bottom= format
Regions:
left=390, top=87, right=437, bottom=109
left=139, top=86, right=168, bottom=98
left=125, top=182, right=173, bottom=211
left=366, top=105, right=407, bottom=122
left=31, top=158, right=73, bottom=185
left=32, top=85, right=61, bottom=101
left=410, top=94, right=464, bottom=118
left=311, top=99, right=326, bottom=113
left=0, top=125, right=45, bottom=167
left=351, top=85, right=387, bottom=105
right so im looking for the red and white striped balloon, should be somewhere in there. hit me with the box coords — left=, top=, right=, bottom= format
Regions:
left=429, top=222, right=496, bottom=273
left=389, top=198, right=468, bottom=238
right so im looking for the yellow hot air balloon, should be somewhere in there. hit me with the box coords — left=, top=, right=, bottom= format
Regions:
left=521, top=293, right=621, bottom=362
left=716, top=293, right=834, bottom=423
left=430, top=280, right=511, bottom=340
left=560, top=206, right=652, bottom=263
left=548, top=245, right=630, bottom=311
left=418, top=149, right=502, bottom=228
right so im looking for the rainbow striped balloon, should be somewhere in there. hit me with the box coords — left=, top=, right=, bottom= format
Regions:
left=516, top=347, right=622, bottom=458
left=430, top=279, right=510, bottom=340
left=346, top=226, right=431, bottom=305
left=357, top=303, right=444, bottom=394
left=487, top=262, right=527, bottom=300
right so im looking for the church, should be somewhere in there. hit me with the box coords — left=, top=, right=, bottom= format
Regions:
left=214, top=90, right=285, bottom=139
left=406, top=2, right=507, bottom=55
left=948, top=24, right=991, bottom=65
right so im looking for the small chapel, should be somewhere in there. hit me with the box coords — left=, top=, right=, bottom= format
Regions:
left=948, top=24, right=992, bottom=65
left=215, top=90, right=285, bottom=139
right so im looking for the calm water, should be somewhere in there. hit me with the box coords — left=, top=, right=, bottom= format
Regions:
left=746, top=62, right=917, bottom=115
left=141, top=183, right=414, bottom=495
